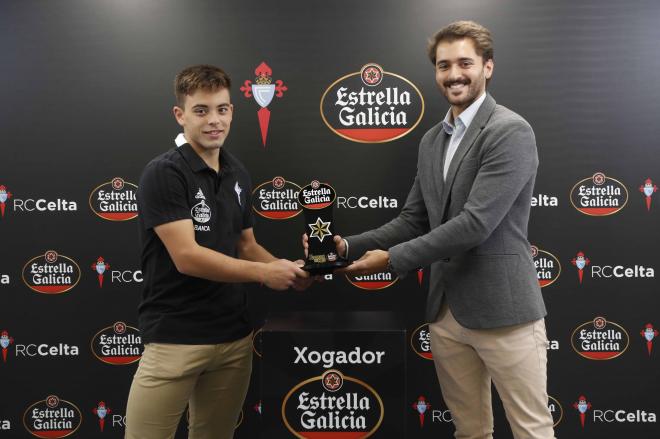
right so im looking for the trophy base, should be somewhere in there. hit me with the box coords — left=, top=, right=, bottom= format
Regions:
left=303, top=259, right=349, bottom=276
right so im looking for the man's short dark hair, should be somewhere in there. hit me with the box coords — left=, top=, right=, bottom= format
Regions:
left=174, top=65, right=231, bottom=108
left=427, top=20, right=494, bottom=65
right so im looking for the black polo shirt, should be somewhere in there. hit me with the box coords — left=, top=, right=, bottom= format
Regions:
left=137, top=142, right=255, bottom=344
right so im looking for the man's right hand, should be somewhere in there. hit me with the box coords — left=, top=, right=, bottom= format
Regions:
left=263, top=259, right=309, bottom=290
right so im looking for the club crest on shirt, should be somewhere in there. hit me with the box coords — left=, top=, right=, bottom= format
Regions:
left=191, top=188, right=211, bottom=231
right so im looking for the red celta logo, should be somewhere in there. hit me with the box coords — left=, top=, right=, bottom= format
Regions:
left=1, top=330, right=14, bottom=362
left=92, top=401, right=111, bottom=432
left=412, top=396, right=431, bottom=427
left=0, top=185, right=12, bottom=218
left=573, top=395, right=592, bottom=428
left=92, top=257, right=110, bottom=288
left=241, top=62, right=287, bottom=147
left=571, top=251, right=590, bottom=284
left=641, top=323, right=659, bottom=357
left=639, top=178, right=658, bottom=211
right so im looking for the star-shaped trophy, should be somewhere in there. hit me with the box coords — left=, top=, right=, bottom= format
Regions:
left=298, top=180, right=348, bottom=275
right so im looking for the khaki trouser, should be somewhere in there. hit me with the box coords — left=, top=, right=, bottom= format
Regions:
left=125, top=333, right=253, bottom=439
left=429, top=305, right=555, bottom=439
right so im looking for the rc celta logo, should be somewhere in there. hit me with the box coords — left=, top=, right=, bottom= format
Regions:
left=0, top=185, right=12, bottom=219
left=1, top=330, right=14, bottom=362
left=641, top=323, right=658, bottom=357
left=570, top=172, right=628, bottom=216
left=23, top=395, right=82, bottom=438
left=92, top=401, right=111, bottom=432
left=639, top=178, right=657, bottom=211
left=412, top=396, right=431, bottom=428
left=240, top=62, right=287, bottom=147
left=571, top=316, right=629, bottom=360
left=91, top=321, right=143, bottom=365
left=92, top=257, right=110, bottom=287
left=22, top=250, right=81, bottom=294
left=573, top=395, right=592, bottom=428
left=321, top=63, right=424, bottom=143
left=9, top=186, right=77, bottom=215
left=252, top=176, right=302, bottom=220
left=89, top=177, right=138, bottom=221
left=281, top=369, right=384, bottom=438
left=345, top=270, right=398, bottom=290
left=571, top=250, right=655, bottom=282
left=531, top=245, right=561, bottom=287
left=410, top=324, right=433, bottom=360
left=570, top=251, right=589, bottom=284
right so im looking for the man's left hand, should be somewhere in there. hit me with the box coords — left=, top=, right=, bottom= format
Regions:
left=340, top=250, right=389, bottom=276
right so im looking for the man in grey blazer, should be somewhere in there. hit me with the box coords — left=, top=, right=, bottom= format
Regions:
left=337, top=21, right=555, bottom=438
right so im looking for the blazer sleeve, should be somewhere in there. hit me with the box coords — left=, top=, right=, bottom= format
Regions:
left=388, top=119, right=538, bottom=275
left=346, top=172, right=430, bottom=259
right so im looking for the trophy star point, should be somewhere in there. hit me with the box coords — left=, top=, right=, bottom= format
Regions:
left=309, top=217, right=332, bottom=242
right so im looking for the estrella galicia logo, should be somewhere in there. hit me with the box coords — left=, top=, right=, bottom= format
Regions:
left=23, top=395, right=82, bottom=438
left=570, top=172, right=628, bottom=216
left=252, top=176, right=302, bottom=220
left=22, top=251, right=81, bottom=294
left=410, top=324, right=433, bottom=360
left=571, top=316, right=629, bottom=360
left=321, top=63, right=424, bottom=143
left=548, top=395, right=564, bottom=427
left=240, top=62, right=287, bottom=147
left=345, top=271, right=398, bottom=290
left=91, top=322, right=142, bottom=365
left=252, top=327, right=263, bottom=358
left=282, top=369, right=384, bottom=437
left=89, top=177, right=138, bottom=221
left=531, top=245, right=561, bottom=287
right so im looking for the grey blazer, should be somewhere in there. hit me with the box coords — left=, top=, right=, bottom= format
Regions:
left=347, top=94, right=546, bottom=329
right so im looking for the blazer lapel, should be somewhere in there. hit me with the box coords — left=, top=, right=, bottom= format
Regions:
left=431, top=128, right=450, bottom=205
left=439, top=94, right=497, bottom=218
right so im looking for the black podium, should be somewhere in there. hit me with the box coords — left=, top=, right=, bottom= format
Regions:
left=260, top=311, right=406, bottom=438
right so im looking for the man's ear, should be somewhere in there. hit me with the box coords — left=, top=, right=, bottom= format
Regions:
left=173, top=106, right=185, bottom=127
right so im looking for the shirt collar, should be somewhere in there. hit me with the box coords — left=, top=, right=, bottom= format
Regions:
left=174, top=133, right=233, bottom=174
left=441, top=92, right=487, bottom=135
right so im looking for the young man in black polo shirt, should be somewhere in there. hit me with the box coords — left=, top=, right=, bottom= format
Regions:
left=126, top=65, right=309, bottom=439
